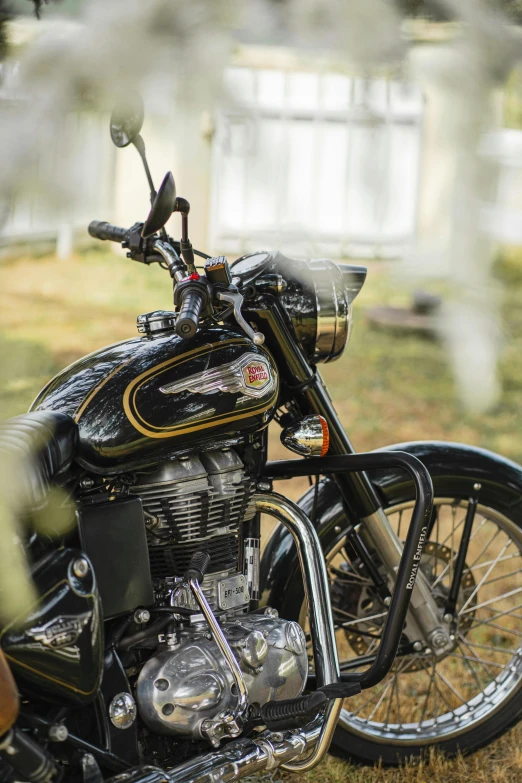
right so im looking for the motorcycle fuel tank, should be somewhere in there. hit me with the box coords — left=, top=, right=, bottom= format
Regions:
left=30, top=325, right=279, bottom=473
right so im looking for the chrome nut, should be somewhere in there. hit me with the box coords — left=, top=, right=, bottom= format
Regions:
left=72, top=557, right=89, bottom=579
left=109, top=692, right=137, bottom=730
left=48, top=724, right=68, bottom=742
left=431, top=631, right=448, bottom=649
left=133, top=608, right=151, bottom=624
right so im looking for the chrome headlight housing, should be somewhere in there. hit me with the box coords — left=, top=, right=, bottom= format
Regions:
left=279, top=258, right=366, bottom=364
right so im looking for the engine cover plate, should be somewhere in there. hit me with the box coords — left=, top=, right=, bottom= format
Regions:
left=136, top=614, right=307, bottom=739
left=217, top=574, right=249, bottom=611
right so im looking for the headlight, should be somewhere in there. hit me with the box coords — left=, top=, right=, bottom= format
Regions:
left=279, top=258, right=366, bottom=364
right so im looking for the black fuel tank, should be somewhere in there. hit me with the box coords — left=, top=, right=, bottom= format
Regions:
left=31, top=326, right=279, bottom=473
left=1, top=549, right=103, bottom=706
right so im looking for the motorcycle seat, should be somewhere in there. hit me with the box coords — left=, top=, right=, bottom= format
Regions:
left=0, top=411, right=77, bottom=508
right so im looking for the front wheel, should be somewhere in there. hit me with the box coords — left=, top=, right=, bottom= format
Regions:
left=289, top=491, right=522, bottom=764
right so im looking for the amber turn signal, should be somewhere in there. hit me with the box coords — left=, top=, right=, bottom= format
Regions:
left=280, top=415, right=329, bottom=457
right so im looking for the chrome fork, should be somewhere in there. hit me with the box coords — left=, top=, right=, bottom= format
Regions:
left=361, top=508, right=452, bottom=654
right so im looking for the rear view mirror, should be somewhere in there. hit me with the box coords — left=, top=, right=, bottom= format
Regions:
left=110, top=92, right=145, bottom=148
left=141, top=172, right=177, bottom=238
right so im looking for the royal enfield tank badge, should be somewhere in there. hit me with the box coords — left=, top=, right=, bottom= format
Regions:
left=242, top=360, right=270, bottom=392
left=160, top=352, right=275, bottom=399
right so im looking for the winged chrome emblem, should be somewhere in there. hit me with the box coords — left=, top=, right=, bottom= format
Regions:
left=25, top=612, right=92, bottom=650
left=160, top=352, right=275, bottom=399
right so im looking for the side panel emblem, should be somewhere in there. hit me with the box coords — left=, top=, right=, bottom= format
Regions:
left=160, top=352, right=276, bottom=399
left=28, top=613, right=92, bottom=650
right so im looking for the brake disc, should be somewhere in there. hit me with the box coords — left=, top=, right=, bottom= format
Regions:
left=331, top=541, right=477, bottom=667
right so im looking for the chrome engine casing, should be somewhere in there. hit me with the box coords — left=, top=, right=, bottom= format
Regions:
left=136, top=613, right=308, bottom=738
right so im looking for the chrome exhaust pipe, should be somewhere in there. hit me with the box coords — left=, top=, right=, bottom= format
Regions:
left=106, top=720, right=323, bottom=783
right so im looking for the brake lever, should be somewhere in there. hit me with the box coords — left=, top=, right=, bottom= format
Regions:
left=217, top=286, right=265, bottom=346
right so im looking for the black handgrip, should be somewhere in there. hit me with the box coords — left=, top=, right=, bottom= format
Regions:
left=184, top=550, right=211, bottom=583
left=88, top=220, right=128, bottom=243
left=176, top=288, right=204, bottom=339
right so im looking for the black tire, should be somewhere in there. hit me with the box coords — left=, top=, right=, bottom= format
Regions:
left=276, top=487, right=522, bottom=766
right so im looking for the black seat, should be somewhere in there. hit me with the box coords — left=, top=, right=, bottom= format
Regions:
left=0, top=412, right=78, bottom=508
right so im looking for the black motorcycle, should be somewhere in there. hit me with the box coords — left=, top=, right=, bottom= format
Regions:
left=1, top=94, right=522, bottom=782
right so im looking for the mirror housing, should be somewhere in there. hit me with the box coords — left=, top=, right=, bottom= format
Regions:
left=110, top=92, right=145, bottom=148
left=142, top=172, right=177, bottom=238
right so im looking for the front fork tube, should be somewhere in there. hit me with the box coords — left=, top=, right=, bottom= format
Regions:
left=300, top=371, right=452, bottom=654
left=360, top=509, right=452, bottom=654
left=254, top=300, right=453, bottom=654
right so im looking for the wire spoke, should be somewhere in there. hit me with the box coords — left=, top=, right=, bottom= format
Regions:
left=397, top=509, right=403, bottom=540
left=367, top=678, right=395, bottom=722
left=430, top=514, right=488, bottom=590
left=467, top=617, right=522, bottom=637
left=467, top=528, right=502, bottom=571
left=433, top=672, right=457, bottom=714
left=449, top=647, right=487, bottom=693
left=479, top=567, right=522, bottom=588
left=456, top=636, right=504, bottom=673
left=418, top=665, right=437, bottom=724
left=450, top=651, right=505, bottom=671
left=462, top=639, right=517, bottom=656
left=459, top=585, right=522, bottom=616
left=435, top=668, right=468, bottom=705
left=348, top=677, right=395, bottom=718
left=328, top=566, right=372, bottom=586
left=460, top=540, right=512, bottom=613
left=338, top=611, right=388, bottom=629
left=328, top=500, right=522, bottom=739
left=463, top=552, right=522, bottom=574
left=467, top=602, right=522, bottom=624
left=330, top=606, right=359, bottom=621
left=437, top=506, right=466, bottom=549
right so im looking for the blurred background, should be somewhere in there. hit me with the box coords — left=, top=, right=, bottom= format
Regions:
left=3, top=1, right=522, bottom=451
left=3, top=1, right=522, bottom=778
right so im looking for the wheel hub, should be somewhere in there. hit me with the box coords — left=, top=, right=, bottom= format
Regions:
left=331, top=539, right=477, bottom=666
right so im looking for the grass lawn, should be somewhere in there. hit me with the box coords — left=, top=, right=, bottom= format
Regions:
left=2, top=247, right=522, bottom=781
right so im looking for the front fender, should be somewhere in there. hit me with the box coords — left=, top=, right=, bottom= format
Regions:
left=259, top=440, right=522, bottom=611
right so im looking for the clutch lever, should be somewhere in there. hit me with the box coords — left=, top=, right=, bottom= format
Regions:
left=217, top=286, right=265, bottom=346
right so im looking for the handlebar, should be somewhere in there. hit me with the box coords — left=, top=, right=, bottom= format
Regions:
left=88, top=219, right=260, bottom=344
left=88, top=220, right=128, bottom=243
left=175, top=287, right=204, bottom=339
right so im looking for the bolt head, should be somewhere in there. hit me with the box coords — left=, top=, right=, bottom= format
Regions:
left=334, top=525, right=342, bottom=534
left=72, top=557, right=89, bottom=579
left=109, top=692, right=137, bottom=730
left=413, top=641, right=423, bottom=652
left=443, top=613, right=453, bottom=623
left=383, top=596, right=392, bottom=607
left=473, top=483, right=482, bottom=491
left=133, top=608, right=150, bottom=624
left=256, top=481, right=271, bottom=492
left=431, top=632, right=448, bottom=649
left=80, top=477, right=94, bottom=489
left=48, top=724, right=68, bottom=742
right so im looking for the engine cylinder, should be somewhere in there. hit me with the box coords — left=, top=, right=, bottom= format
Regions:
left=131, top=447, right=255, bottom=611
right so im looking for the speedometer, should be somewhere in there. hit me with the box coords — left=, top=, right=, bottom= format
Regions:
left=230, top=252, right=272, bottom=284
